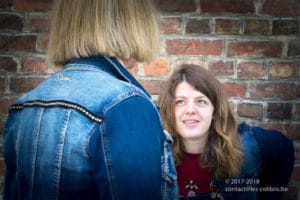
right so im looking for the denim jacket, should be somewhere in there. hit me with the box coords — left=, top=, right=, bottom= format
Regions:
left=3, top=55, right=179, bottom=200
left=214, top=123, right=294, bottom=200
left=180, top=123, right=294, bottom=200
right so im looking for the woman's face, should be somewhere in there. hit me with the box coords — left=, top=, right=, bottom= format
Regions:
left=174, top=81, right=214, bottom=143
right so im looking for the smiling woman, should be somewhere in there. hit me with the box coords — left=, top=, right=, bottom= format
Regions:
left=158, top=64, right=294, bottom=200
left=174, top=81, right=214, bottom=154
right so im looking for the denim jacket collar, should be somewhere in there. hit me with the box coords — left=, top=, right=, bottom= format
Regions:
left=66, top=55, right=151, bottom=98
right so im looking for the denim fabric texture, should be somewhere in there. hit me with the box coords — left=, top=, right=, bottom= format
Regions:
left=212, top=123, right=294, bottom=200
left=3, top=55, right=179, bottom=200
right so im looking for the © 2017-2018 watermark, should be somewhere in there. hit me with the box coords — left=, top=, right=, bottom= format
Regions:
left=224, top=178, right=289, bottom=192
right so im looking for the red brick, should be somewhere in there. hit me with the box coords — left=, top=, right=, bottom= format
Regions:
left=0, top=97, right=16, bottom=115
left=0, top=0, right=11, bottom=8
left=39, top=34, right=49, bottom=51
left=288, top=40, right=300, bottom=57
left=200, top=0, right=255, bottom=14
left=21, top=57, right=49, bottom=73
left=0, top=13, right=23, bottom=31
left=139, top=79, right=164, bottom=95
left=144, top=58, right=170, bottom=76
left=155, top=0, right=196, bottom=12
left=249, top=82, right=299, bottom=100
left=244, top=19, right=271, bottom=35
left=228, top=41, right=282, bottom=57
left=159, top=18, right=181, bottom=34
left=0, top=56, right=17, bottom=72
left=273, top=20, right=299, bottom=35
left=0, top=121, right=4, bottom=136
left=166, top=39, right=223, bottom=55
left=296, top=103, right=300, bottom=120
left=122, top=59, right=139, bottom=75
left=237, top=61, right=264, bottom=78
left=281, top=186, right=299, bottom=200
left=175, top=58, right=205, bottom=68
left=222, top=82, right=246, bottom=98
left=269, top=61, right=297, bottom=78
left=294, top=146, right=300, bottom=160
left=0, top=78, right=4, bottom=92
left=14, top=0, right=52, bottom=11
left=292, top=166, right=300, bottom=181
left=267, top=102, right=293, bottom=120
left=10, top=77, right=44, bottom=93
left=0, top=35, right=37, bottom=52
left=208, top=60, right=234, bottom=77
left=237, top=103, right=263, bottom=119
left=261, top=0, right=300, bottom=16
left=215, top=19, right=240, bottom=35
left=256, top=122, right=285, bottom=133
left=186, top=19, right=210, bottom=34
left=0, top=159, right=4, bottom=177
left=287, top=123, right=300, bottom=140
left=27, top=14, right=50, bottom=32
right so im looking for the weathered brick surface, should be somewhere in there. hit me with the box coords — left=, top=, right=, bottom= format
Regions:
left=144, top=58, right=170, bottom=76
left=244, top=19, right=270, bottom=35
left=26, top=15, right=50, bottom=32
left=0, top=0, right=11, bottom=8
left=0, top=14, right=23, bottom=31
left=200, top=0, right=255, bottom=14
left=237, top=62, right=264, bottom=79
left=186, top=19, right=210, bottom=34
left=208, top=60, right=234, bottom=77
left=288, top=40, right=300, bottom=57
left=260, top=0, right=300, bottom=16
left=166, top=39, right=223, bottom=55
left=21, top=56, right=48, bottom=73
left=10, top=77, right=44, bottom=93
left=237, top=103, right=263, bottom=119
left=0, top=56, right=17, bottom=72
left=273, top=20, right=299, bottom=35
left=0, top=35, right=37, bottom=52
left=154, top=0, right=196, bottom=12
left=249, top=82, right=299, bottom=100
left=228, top=41, right=282, bottom=57
left=269, top=61, right=297, bottom=78
left=159, top=18, right=182, bottom=34
left=0, top=78, right=4, bottom=92
left=139, top=79, right=164, bottom=95
left=222, top=82, right=246, bottom=98
left=215, top=19, right=240, bottom=35
left=14, top=0, right=52, bottom=11
left=267, top=102, right=293, bottom=120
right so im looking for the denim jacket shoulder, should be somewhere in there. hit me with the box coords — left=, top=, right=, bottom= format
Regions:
left=4, top=55, right=179, bottom=200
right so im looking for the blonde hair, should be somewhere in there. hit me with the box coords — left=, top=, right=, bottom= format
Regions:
left=48, top=0, right=160, bottom=66
left=158, top=64, right=244, bottom=180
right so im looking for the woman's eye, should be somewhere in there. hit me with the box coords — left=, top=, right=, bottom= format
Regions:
left=197, top=99, right=207, bottom=105
left=175, top=99, right=185, bottom=105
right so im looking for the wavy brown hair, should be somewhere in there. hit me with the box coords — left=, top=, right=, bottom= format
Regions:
left=158, top=64, right=244, bottom=180
left=48, top=0, right=160, bottom=66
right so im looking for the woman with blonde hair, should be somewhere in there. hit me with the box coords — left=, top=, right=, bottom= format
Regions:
left=3, top=0, right=178, bottom=199
left=159, top=64, right=294, bottom=200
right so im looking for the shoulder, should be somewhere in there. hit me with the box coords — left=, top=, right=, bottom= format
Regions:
left=237, top=123, right=261, bottom=176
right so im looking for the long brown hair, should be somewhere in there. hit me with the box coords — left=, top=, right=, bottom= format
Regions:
left=48, top=0, right=160, bottom=66
left=158, top=64, right=244, bottom=180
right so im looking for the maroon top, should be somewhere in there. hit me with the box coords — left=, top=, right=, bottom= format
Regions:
left=176, top=153, right=212, bottom=197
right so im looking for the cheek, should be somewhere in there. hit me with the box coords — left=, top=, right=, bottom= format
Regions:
left=174, top=108, right=183, bottom=123
left=201, top=108, right=214, bottom=121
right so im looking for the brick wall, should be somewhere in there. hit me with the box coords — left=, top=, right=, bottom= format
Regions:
left=0, top=0, right=299, bottom=199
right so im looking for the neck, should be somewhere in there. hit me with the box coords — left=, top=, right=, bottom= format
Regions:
left=183, top=135, right=208, bottom=154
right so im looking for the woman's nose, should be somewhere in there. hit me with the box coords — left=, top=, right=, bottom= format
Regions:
left=185, top=102, right=196, bottom=114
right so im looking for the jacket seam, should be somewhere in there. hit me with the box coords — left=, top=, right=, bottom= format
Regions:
left=10, top=100, right=103, bottom=124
